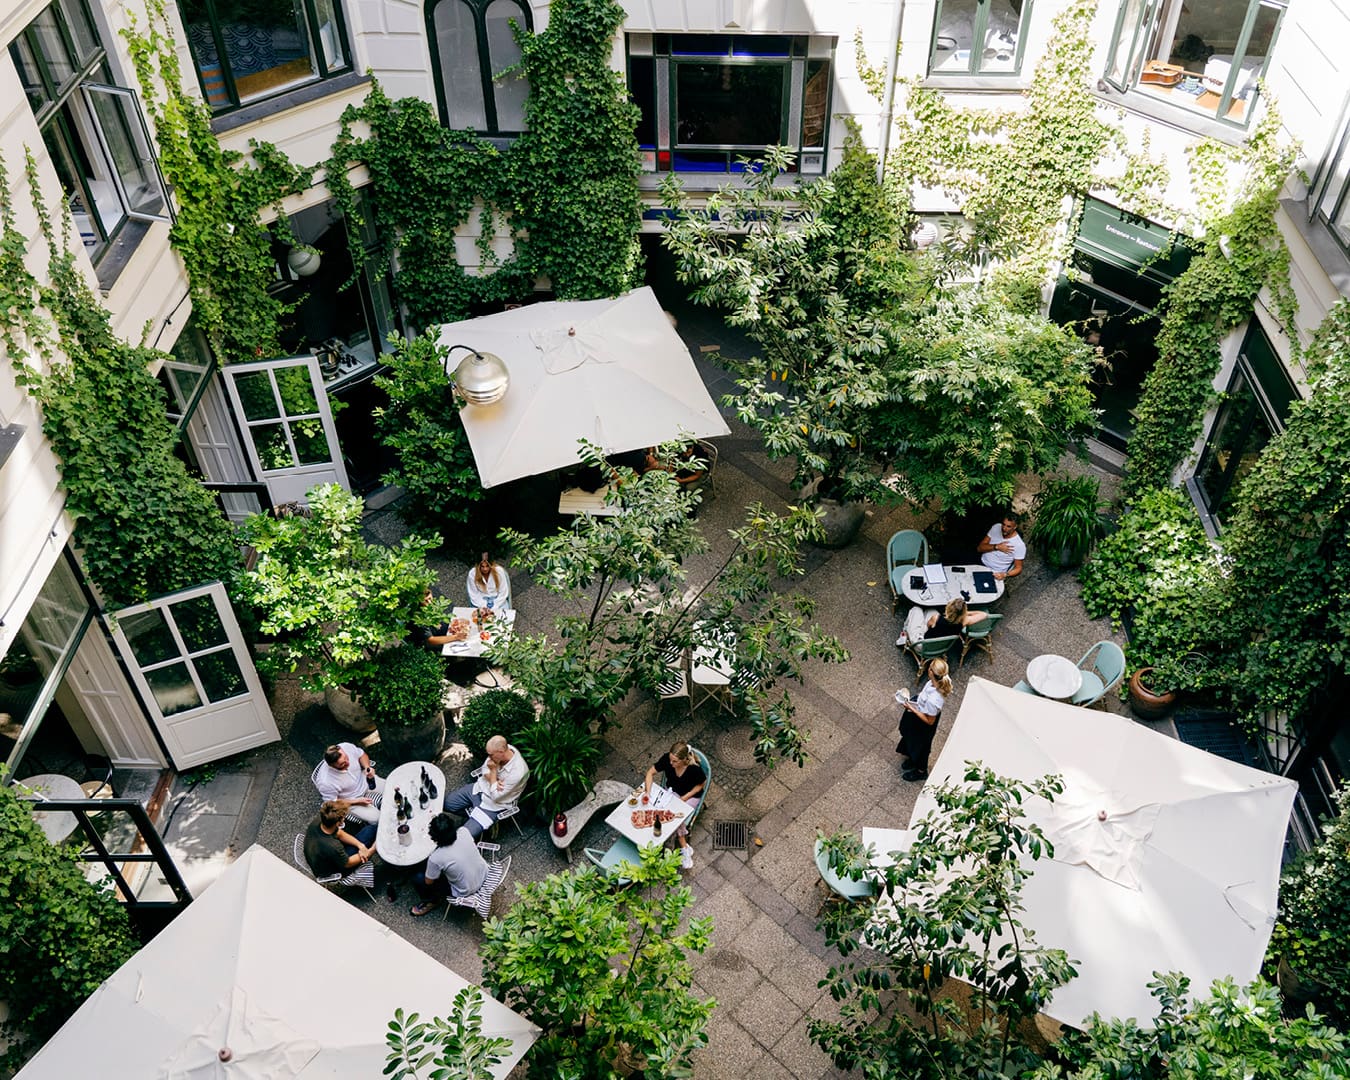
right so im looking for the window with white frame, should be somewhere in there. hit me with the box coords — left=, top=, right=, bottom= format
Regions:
left=10, top=0, right=169, bottom=266
left=627, top=34, right=833, bottom=176
left=1310, top=104, right=1350, bottom=256
left=177, top=0, right=351, bottom=114
left=1104, top=0, right=1285, bottom=126
left=929, top=0, right=1032, bottom=76
left=426, top=0, right=530, bottom=135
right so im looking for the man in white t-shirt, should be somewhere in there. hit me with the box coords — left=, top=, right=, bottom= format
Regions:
left=411, top=812, right=489, bottom=916
left=977, top=512, right=1026, bottom=581
left=313, top=742, right=385, bottom=824
left=442, top=736, right=529, bottom=838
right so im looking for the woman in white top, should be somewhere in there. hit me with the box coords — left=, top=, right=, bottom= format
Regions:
left=895, top=658, right=953, bottom=782
left=466, top=551, right=512, bottom=612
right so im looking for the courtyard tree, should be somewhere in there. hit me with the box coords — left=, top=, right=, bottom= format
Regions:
left=494, top=443, right=848, bottom=766
left=481, top=846, right=714, bottom=1078
left=662, top=131, right=1096, bottom=518
left=660, top=128, right=912, bottom=503
left=810, top=765, right=1075, bottom=1078
left=1039, top=974, right=1350, bottom=1080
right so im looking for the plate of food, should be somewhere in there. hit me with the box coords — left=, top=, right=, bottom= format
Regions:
left=631, top=808, right=682, bottom=829
left=446, top=618, right=470, bottom=642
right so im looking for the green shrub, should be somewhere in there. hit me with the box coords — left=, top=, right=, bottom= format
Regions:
left=457, top=688, right=535, bottom=758
left=1031, top=474, right=1111, bottom=568
left=359, top=644, right=444, bottom=728
left=1079, top=487, right=1217, bottom=669
left=1268, top=782, right=1350, bottom=1025
left=0, top=774, right=139, bottom=1070
left=514, top=713, right=605, bottom=818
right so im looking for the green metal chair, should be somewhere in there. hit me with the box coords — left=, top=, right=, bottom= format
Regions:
left=583, top=836, right=643, bottom=884
left=1070, top=641, right=1127, bottom=707
left=813, top=836, right=877, bottom=911
left=959, top=612, right=1004, bottom=667
left=906, top=633, right=959, bottom=673
left=1012, top=679, right=1037, bottom=695
left=887, top=530, right=930, bottom=613
left=687, top=746, right=712, bottom=831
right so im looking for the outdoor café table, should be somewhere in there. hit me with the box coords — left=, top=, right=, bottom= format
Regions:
left=1026, top=654, right=1083, bottom=700
left=899, top=564, right=1004, bottom=608
left=691, top=623, right=736, bottom=715
left=603, top=782, right=687, bottom=851
left=440, top=606, right=516, bottom=661
left=14, top=773, right=83, bottom=844
left=375, top=760, right=446, bottom=866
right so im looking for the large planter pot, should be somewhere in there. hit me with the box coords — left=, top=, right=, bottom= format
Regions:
left=324, top=685, right=376, bottom=734
left=1127, top=668, right=1177, bottom=720
left=376, top=712, right=447, bottom=768
left=812, top=497, right=866, bottom=549
left=1277, top=955, right=1327, bottom=1005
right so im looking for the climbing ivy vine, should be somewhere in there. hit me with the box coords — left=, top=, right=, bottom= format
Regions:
left=1123, top=105, right=1300, bottom=495
left=325, top=0, right=642, bottom=328
left=123, top=0, right=314, bottom=364
left=0, top=150, right=237, bottom=607
left=886, top=0, right=1170, bottom=282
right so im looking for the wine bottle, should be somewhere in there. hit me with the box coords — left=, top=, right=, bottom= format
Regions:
left=418, top=786, right=428, bottom=810
left=395, top=788, right=405, bottom=821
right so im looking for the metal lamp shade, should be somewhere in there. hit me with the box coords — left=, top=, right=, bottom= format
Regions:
left=286, top=246, right=321, bottom=277
left=454, top=349, right=510, bottom=406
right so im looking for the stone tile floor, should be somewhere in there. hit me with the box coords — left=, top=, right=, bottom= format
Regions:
left=187, top=409, right=1140, bottom=1079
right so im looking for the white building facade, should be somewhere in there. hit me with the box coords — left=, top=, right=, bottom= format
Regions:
left=1, top=0, right=1346, bottom=815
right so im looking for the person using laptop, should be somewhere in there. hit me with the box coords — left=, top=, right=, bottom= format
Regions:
left=977, top=512, right=1025, bottom=581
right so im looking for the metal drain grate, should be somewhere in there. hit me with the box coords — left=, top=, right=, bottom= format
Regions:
left=712, top=820, right=752, bottom=851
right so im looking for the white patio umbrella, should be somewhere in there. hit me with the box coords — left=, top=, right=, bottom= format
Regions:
left=873, top=677, right=1297, bottom=1029
left=15, top=845, right=537, bottom=1078
left=438, top=286, right=730, bottom=488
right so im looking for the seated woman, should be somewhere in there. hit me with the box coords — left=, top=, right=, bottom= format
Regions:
left=466, top=551, right=512, bottom=613
left=903, top=596, right=988, bottom=644
left=644, top=741, right=706, bottom=871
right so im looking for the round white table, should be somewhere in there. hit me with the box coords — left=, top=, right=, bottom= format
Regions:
left=1026, top=654, right=1083, bottom=700
left=15, top=774, right=84, bottom=844
left=375, top=761, right=447, bottom=866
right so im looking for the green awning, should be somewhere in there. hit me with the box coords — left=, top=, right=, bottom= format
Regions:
left=1074, top=198, right=1191, bottom=287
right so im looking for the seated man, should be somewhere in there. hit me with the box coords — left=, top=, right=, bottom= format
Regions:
left=977, top=511, right=1026, bottom=581
left=410, top=812, right=489, bottom=916
left=314, top=742, right=384, bottom=824
left=304, top=799, right=376, bottom=878
left=443, top=735, right=529, bottom=839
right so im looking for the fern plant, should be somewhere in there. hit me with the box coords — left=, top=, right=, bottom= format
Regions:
left=1031, top=475, right=1111, bottom=568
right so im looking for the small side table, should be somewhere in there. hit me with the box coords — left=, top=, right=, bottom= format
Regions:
left=15, top=774, right=84, bottom=844
left=1026, top=654, right=1083, bottom=700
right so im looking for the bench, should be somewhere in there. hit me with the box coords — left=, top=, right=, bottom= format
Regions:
left=558, top=486, right=623, bottom=516
left=551, top=779, right=633, bottom=860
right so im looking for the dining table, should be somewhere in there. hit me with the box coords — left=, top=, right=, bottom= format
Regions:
left=1025, top=654, right=1083, bottom=700
left=603, top=782, right=688, bottom=851
left=691, top=623, right=736, bottom=715
left=899, top=564, right=1005, bottom=607
left=440, top=606, right=516, bottom=660
left=374, top=760, right=447, bottom=866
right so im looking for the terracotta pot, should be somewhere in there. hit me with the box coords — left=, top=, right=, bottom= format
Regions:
left=323, top=685, right=376, bottom=733
left=1127, top=668, right=1177, bottom=720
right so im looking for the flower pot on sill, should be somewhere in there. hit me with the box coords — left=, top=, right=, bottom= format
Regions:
left=1127, top=668, right=1177, bottom=720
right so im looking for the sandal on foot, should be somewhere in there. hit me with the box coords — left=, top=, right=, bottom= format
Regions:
left=410, top=901, right=438, bottom=917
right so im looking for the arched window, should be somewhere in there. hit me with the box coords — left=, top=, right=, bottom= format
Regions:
left=427, top=0, right=531, bottom=134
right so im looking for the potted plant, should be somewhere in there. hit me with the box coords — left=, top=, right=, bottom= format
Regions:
left=456, top=688, right=536, bottom=759
left=358, top=644, right=446, bottom=765
left=234, top=484, right=443, bottom=731
left=1128, top=651, right=1210, bottom=720
left=1031, top=475, right=1111, bottom=569
left=513, top=712, right=605, bottom=820
left=1126, top=666, right=1178, bottom=720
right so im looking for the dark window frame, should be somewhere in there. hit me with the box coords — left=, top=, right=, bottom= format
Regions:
left=627, top=33, right=834, bottom=177
left=1103, top=0, right=1287, bottom=131
left=425, top=0, right=532, bottom=136
left=178, top=0, right=353, bottom=115
left=11, top=0, right=170, bottom=266
left=927, top=0, right=1034, bottom=78
left=1192, top=321, right=1298, bottom=530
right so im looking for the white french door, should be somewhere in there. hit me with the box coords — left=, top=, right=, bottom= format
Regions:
left=109, top=583, right=278, bottom=770
left=222, top=355, right=349, bottom=506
